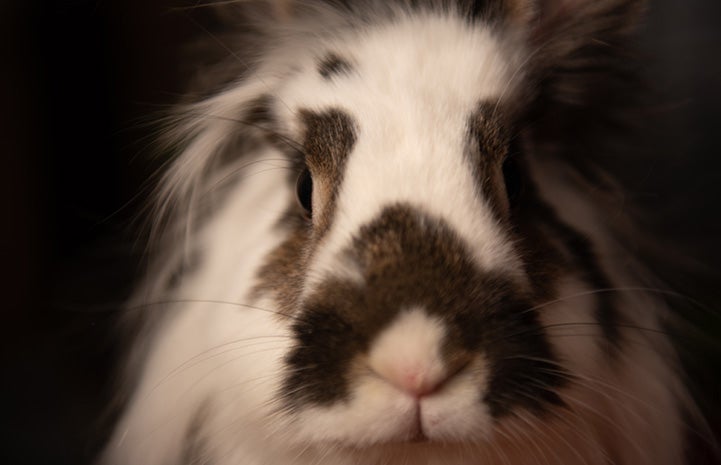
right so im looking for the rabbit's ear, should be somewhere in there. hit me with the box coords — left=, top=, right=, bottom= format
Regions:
left=209, top=0, right=296, bottom=25
left=529, top=0, right=646, bottom=106
left=514, top=0, right=646, bottom=165
left=532, top=0, right=647, bottom=56
left=535, top=0, right=644, bottom=24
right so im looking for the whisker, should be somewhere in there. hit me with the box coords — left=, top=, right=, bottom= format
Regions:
left=147, top=335, right=290, bottom=394
left=523, top=286, right=714, bottom=317
left=178, top=110, right=305, bottom=154
left=123, top=299, right=300, bottom=320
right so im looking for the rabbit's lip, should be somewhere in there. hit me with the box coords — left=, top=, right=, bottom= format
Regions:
left=335, top=436, right=443, bottom=449
left=379, top=435, right=432, bottom=446
left=342, top=434, right=471, bottom=449
left=408, top=433, right=430, bottom=443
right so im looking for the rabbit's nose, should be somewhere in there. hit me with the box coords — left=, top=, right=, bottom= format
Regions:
left=374, top=360, right=448, bottom=398
left=367, top=308, right=458, bottom=398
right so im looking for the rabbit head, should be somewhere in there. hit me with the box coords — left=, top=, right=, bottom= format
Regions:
left=103, top=1, right=694, bottom=465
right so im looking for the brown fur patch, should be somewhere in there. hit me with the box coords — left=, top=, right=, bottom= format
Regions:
left=457, top=0, right=536, bottom=24
left=466, top=101, right=513, bottom=219
left=520, top=187, right=622, bottom=349
left=181, top=400, right=212, bottom=465
left=465, top=102, right=621, bottom=351
left=242, top=94, right=300, bottom=154
left=465, top=0, right=512, bottom=22
left=245, top=94, right=275, bottom=128
left=251, top=108, right=357, bottom=317
left=318, top=52, right=353, bottom=79
left=509, top=158, right=622, bottom=349
left=251, top=209, right=311, bottom=318
left=299, top=108, right=357, bottom=236
left=281, top=204, right=566, bottom=415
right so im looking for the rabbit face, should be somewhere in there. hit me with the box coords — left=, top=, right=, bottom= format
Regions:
left=103, top=2, right=691, bottom=465
left=245, top=13, right=602, bottom=451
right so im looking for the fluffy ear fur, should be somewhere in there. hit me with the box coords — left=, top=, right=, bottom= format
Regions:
left=516, top=0, right=647, bottom=177
left=531, top=0, right=646, bottom=103
left=207, top=0, right=295, bottom=23
left=149, top=4, right=307, bottom=248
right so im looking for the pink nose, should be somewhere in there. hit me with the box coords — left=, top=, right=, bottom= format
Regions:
left=379, top=364, right=448, bottom=398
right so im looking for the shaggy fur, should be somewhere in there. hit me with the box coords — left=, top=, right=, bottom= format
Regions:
left=101, top=1, right=703, bottom=464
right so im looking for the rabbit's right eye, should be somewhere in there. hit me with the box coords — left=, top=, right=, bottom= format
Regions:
left=502, top=154, right=522, bottom=205
left=296, top=168, right=313, bottom=217
left=501, top=137, right=524, bottom=206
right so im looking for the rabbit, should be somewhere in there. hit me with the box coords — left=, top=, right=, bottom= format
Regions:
left=101, top=1, right=703, bottom=464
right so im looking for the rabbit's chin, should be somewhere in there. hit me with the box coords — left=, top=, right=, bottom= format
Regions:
left=213, top=402, right=610, bottom=465
left=283, top=358, right=493, bottom=448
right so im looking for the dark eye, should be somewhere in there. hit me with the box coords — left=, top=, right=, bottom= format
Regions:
left=502, top=141, right=523, bottom=205
left=296, top=168, right=313, bottom=216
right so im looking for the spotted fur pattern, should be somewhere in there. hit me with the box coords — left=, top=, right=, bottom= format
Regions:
left=102, top=1, right=693, bottom=464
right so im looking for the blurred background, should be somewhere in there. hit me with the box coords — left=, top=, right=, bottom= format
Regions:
left=1, top=0, right=720, bottom=463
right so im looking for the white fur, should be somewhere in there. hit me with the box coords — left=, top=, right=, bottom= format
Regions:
left=103, top=6, right=690, bottom=465
left=103, top=148, right=294, bottom=464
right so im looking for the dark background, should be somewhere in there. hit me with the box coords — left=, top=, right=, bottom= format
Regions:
left=1, top=1, right=720, bottom=464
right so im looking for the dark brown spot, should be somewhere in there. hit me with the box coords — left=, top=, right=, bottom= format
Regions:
left=242, top=94, right=292, bottom=151
left=280, top=204, right=566, bottom=415
left=511, top=166, right=622, bottom=351
left=251, top=110, right=357, bottom=320
left=299, top=108, right=357, bottom=235
left=465, top=0, right=509, bottom=21
left=318, top=52, right=353, bottom=79
left=245, top=94, right=275, bottom=127
left=251, top=208, right=311, bottom=318
left=181, top=400, right=212, bottom=465
left=405, top=0, right=519, bottom=23
left=466, top=101, right=512, bottom=218
left=522, top=189, right=622, bottom=350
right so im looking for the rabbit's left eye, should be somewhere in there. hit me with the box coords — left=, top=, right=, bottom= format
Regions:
left=296, top=168, right=313, bottom=217
left=502, top=141, right=523, bottom=205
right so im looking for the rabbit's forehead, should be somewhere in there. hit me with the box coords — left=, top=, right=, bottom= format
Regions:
left=273, top=15, right=525, bottom=286
left=277, top=14, right=520, bottom=135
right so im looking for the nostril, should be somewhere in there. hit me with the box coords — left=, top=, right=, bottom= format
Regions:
left=400, top=369, right=443, bottom=397
left=372, top=362, right=449, bottom=398
left=369, top=352, right=473, bottom=398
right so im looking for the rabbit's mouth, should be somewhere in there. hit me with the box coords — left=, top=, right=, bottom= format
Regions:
left=283, top=352, right=494, bottom=446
